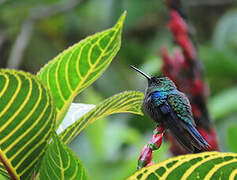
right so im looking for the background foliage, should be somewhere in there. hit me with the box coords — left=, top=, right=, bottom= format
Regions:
left=0, top=0, right=237, bottom=179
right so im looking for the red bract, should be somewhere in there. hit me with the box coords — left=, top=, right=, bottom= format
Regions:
left=161, top=47, right=185, bottom=84
left=149, top=133, right=163, bottom=150
left=177, top=35, right=196, bottom=60
left=168, top=10, right=187, bottom=37
left=138, top=146, right=153, bottom=170
left=191, top=78, right=203, bottom=96
left=161, top=47, right=184, bottom=72
left=137, top=125, right=165, bottom=169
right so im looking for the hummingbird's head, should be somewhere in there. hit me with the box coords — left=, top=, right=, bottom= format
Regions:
left=130, top=65, right=176, bottom=92
left=148, top=76, right=176, bottom=92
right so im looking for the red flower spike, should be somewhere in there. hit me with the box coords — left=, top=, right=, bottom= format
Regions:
left=137, top=146, right=153, bottom=170
left=191, top=78, right=203, bottom=96
left=168, top=10, right=196, bottom=61
left=160, top=4, right=219, bottom=154
left=168, top=10, right=187, bottom=36
left=174, top=48, right=185, bottom=66
left=149, top=133, right=163, bottom=150
left=177, top=35, right=196, bottom=60
left=161, top=47, right=185, bottom=84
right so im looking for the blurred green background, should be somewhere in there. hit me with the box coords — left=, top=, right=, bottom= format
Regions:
left=0, top=0, right=237, bottom=179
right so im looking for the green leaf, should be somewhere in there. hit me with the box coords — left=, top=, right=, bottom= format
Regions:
left=227, top=125, right=237, bottom=153
left=59, top=91, right=144, bottom=144
left=39, top=132, right=89, bottom=180
left=209, top=87, right=237, bottom=121
left=37, top=12, right=126, bottom=128
left=0, top=69, right=55, bottom=179
left=126, top=152, right=237, bottom=180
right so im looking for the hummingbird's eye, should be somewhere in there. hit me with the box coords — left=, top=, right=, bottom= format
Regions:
left=155, top=78, right=160, bottom=84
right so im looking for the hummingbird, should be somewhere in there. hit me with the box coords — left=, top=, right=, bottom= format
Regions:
left=130, top=65, right=210, bottom=153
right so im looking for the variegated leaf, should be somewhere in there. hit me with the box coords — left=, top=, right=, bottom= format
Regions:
left=0, top=70, right=55, bottom=179
left=39, top=132, right=88, bottom=180
left=60, top=91, right=144, bottom=144
left=127, top=151, right=237, bottom=180
left=37, top=12, right=126, bottom=128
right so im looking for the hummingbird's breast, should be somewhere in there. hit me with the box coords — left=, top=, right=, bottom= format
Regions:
left=143, top=91, right=164, bottom=124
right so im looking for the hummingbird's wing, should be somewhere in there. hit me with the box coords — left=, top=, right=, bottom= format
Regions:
left=166, top=91, right=194, bottom=125
left=165, top=91, right=210, bottom=151
left=159, top=102, right=197, bottom=152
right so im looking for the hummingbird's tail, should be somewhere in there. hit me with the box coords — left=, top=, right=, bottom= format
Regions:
left=165, top=116, right=196, bottom=153
left=183, top=122, right=211, bottom=151
left=164, top=106, right=211, bottom=153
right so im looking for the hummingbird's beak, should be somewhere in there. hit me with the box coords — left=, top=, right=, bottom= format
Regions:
left=130, top=65, right=151, bottom=80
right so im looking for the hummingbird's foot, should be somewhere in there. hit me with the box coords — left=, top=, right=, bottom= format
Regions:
left=137, top=125, right=164, bottom=170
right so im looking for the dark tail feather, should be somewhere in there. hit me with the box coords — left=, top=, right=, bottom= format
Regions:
left=164, top=115, right=195, bottom=153
left=161, top=102, right=210, bottom=152
left=184, top=122, right=210, bottom=151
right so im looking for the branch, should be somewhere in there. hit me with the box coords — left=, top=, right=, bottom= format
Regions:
left=7, top=0, right=83, bottom=69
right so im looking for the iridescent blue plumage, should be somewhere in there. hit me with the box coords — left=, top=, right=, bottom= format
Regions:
left=130, top=65, right=210, bottom=152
